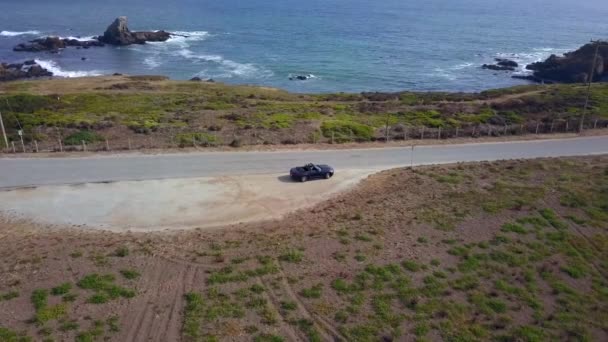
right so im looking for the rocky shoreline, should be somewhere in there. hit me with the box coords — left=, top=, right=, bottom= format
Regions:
left=482, top=41, right=608, bottom=84
left=0, top=60, right=53, bottom=82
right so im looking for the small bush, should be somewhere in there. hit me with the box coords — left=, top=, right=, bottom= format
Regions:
left=321, top=120, right=374, bottom=142
left=120, top=269, right=140, bottom=280
left=63, top=131, right=103, bottom=146
left=175, top=132, right=217, bottom=147
left=402, top=260, right=421, bottom=272
left=1, top=291, right=19, bottom=301
left=250, top=284, right=265, bottom=294
left=279, top=250, right=304, bottom=263
left=113, top=246, right=129, bottom=257
left=300, top=284, right=323, bottom=299
left=88, top=293, right=109, bottom=304
left=280, top=301, right=297, bottom=311
left=36, top=304, right=67, bottom=324
left=51, top=283, right=72, bottom=296
left=501, top=223, right=527, bottom=234
left=31, top=289, right=48, bottom=311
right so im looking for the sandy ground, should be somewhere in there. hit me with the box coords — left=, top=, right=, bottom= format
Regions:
left=0, top=170, right=374, bottom=232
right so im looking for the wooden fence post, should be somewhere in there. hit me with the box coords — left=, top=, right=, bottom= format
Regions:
left=128, top=138, right=132, bottom=150
left=105, top=139, right=110, bottom=151
left=82, top=140, right=87, bottom=152
left=34, top=140, right=39, bottom=153
left=535, top=122, right=540, bottom=134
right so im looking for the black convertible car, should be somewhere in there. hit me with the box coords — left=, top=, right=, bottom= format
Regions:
left=289, top=163, right=334, bottom=182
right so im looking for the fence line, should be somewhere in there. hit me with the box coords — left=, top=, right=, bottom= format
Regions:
left=2, top=118, right=608, bottom=154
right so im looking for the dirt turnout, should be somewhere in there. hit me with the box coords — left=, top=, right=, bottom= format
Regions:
left=0, top=156, right=607, bottom=341
left=0, top=170, right=372, bottom=231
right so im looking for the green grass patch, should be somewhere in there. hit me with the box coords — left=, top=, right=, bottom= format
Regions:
left=300, top=284, right=323, bottom=299
left=35, top=303, right=67, bottom=324
left=31, top=289, right=48, bottom=311
left=279, top=249, right=304, bottom=263
left=0, top=327, right=32, bottom=342
left=119, top=269, right=141, bottom=280
left=63, top=130, right=103, bottom=146
left=183, top=292, right=204, bottom=341
left=51, top=283, right=72, bottom=296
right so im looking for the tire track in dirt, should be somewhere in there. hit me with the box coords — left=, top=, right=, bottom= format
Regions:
left=121, top=259, right=174, bottom=341
left=255, top=277, right=302, bottom=341
left=272, top=265, right=346, bottom=341
left=161, top=265, right=198, bottom=341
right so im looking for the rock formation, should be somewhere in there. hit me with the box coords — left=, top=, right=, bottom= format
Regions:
left=482, top=58, right=518, bottom=71
left=13, top=37, right=104, bottom=52
left=525, top=41, right=608, bottom=83
left=98, top=16, right=171, bottom=45
left=0, top=60, right=53, bottom=81
left=13, top=17, right=172, bottom=52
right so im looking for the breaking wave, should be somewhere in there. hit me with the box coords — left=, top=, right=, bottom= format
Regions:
left=35, top=59, right=102, bottom=78
left=0, top=30, right=41, bottom=37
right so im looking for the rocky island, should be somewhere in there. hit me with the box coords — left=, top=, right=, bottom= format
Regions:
left=12, top=16, right=173, bottom=53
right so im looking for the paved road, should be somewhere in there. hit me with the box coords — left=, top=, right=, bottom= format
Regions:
left=1, top=136, right=607, bottom=189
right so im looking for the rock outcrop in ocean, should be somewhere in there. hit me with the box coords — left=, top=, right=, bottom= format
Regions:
left=98, top=16, right=171, bottom=45
left=525, top=41, right=608, bottom=83
left=482, top=58, right=519, bottom=71
left=13, top=37, right=104, bottom=53
left=13, top=17, right=172, bottom=52
left=0, top=60, right=53, bottom=81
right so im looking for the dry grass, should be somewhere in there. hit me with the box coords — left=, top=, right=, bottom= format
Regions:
left=0, top=155, right=607, bottom=341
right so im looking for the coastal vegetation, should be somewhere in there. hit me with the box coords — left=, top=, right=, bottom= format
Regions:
left=0, top=76, right=607, bottom=151
left=1, top=156, right=606, bottom=340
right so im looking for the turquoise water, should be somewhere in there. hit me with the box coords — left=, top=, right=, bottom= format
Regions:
left=1, top=0, right=607, bottom=92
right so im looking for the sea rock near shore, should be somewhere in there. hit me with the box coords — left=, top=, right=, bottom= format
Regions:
left=0, top=60, right=53, bottom=81
left=98, top=16, right=171, bottom=45
left=13, top=37, right=104, bottom=52
left=526, top=41, right=608, bottom=83
left=482, top=58, right=518, bottom=71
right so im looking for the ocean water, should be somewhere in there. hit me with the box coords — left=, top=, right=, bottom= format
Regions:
left=1, top=0, right=607, bottom=93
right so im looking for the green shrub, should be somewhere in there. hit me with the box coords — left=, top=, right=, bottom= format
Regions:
left=279, top=249, right=304, bottom=263
left=31, top=289, right=48, bottom=311
left=300, top=284, right=323, bottom=299
left=175, top=132, right=218, bottom=147
left=51, top=283, right=72, bottom=296
left=120, top=269, right=141, bottom=280
left=35, top=304, right=67, bottom=324
left=63, top=130, right=103, bottom=146
left=321, top=120, right=374, bottom=142
left=0, top=326, right=32, bottom=342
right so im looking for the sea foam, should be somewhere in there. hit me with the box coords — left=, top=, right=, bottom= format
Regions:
left=35, top=59, right=102, bottom=78
left=0, top=30, right=41, bottom=37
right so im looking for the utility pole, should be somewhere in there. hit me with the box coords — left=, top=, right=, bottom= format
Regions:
left=0, top=111, right=7, bottom=149
left=580, top=39, right=602, bottom=133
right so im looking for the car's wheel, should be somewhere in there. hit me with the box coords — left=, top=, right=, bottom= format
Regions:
left=325, top=173, right=331, bottom=179
left=301, top=176, right=307, bottom=182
